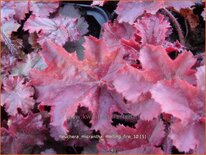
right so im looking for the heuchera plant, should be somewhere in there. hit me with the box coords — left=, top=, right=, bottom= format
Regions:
left=1, top=0, right=205, bottom=154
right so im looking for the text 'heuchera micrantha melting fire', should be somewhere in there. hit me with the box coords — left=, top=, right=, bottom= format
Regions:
left=1, top=0, right=205, bottom=154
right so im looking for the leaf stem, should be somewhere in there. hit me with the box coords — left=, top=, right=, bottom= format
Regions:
left=2, top=30, right=17, bottom=56
left=163, top=136, right=173, bottom=154
left=161, top=8, right=186, bottom=46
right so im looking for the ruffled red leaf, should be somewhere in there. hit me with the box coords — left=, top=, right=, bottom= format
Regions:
left=139, top=45, right=196, bottom=83
left=1, top=1, right=20, bottom=38
left=30, top=38, right=127, bottom=140
left=115, top=0, right=194, bottom=24
left=97, top=119, right=165, bottom=153
left=1, top=113, right=46, bottom=154
left=102, top=20, right=137, bottom=51
left=169, top=121, right=204, bottom=153
left=115, top=0, right=163, bottom=24
left=1, top=76, right=35, bottom=116
left=112, top=45, right=197, bottom=120
left=124, top=92, right=161, bottom=120
left=151, top=78, right=204, bottom=124
left=24, top=15, right=84, bottom=46
left=14, top=1, right=59, bottom=20
left=135, top=14, right=171, bottom=45
left=30, top=1, right=59, bottom=17
left=112, top=64, right=151, bottom=103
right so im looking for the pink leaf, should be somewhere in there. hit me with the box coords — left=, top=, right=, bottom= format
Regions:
left=1, top=76, right=35, bottom=116
left=163, top=40, right=186, bottom=53
left=111, top=55, right=163, bottom=120
left=92, top=0, right=107, bottom=6
left=14, top=1, right=59, bottom=20
left=125, top=92, right=161, bottom=120
left=118, top=144, right=163, bottom=154
left=91, top=87, right=127, bottom=130
left=151, top=78, right=203, bottom=124
left=2, top=20, right=20, bottom=38
left=110, top=45, right=197, bottom=121
left=115, top=0, right=194, bottom=24
left=82, top=36, right=123, bottom=80
left=169, top=121, right=204, bottom=153
left=60, top=4, right=89, bottom=36
left=1, top=113, right=46, bottom=154
left=135, top=13, right=171, bottom=45
left=115, top=0, right=164, bottom=24
left=165, top=1, right=194, bottom=11
left=97, top=119, right=165, bottom=153
left=30, top=39, right=126, bottom=140
left=139, top=45, right=196, bottom=83
left=30, top=1, right=59, bottom=17
left=1, top=1, right=20, bottom=38
left=24, top=15, right=81, bottom=46
left=102, top=20, right=137, bottom=51
left=13, top=1, right=29, bottom=21
left=1, top=1, right=15, bottom=21
left=112, top=64, right=151, bottom=103
left=2, top=1, right=59, bottom=22
left=195, top=65, right=205, bottom=91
